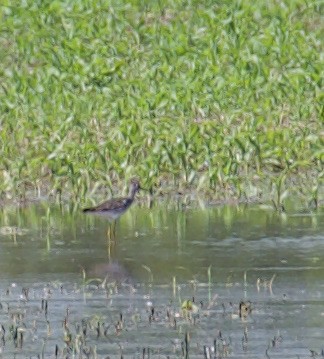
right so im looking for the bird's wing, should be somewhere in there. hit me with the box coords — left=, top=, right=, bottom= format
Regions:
left=84, top=197, right=132, bottom=212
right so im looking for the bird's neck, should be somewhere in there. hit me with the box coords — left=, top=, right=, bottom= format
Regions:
left=129, top=186, right=137, bottom=199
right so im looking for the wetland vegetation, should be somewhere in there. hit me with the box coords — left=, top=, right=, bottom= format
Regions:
left=0, top=203, right=324, bottom=358
left=0, top=0, right=323, bottom=207
left=0, top=1, right=323, bottom=357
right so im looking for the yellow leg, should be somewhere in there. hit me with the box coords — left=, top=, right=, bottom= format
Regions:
left=107, top=233, right=111, bottom=260
left=107, top=221, right=117, bottom=240
left=107, top=224, right=111, bottom=240
left=106, top=221, right=117, bottom=260
left=112, top=220, right=117, bottom=238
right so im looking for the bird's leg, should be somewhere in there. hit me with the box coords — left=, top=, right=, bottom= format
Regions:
left=107, top=223, right=112, bottom=240
left=112, top=220, right=117, bottom=238
left=107, top=234, right=111, bottom=260
left=107, top=221, right=117, bottom=240
left=107, top=223, right=114, bottom=260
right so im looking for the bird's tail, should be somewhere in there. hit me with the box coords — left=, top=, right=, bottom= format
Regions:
left=82, top=207, right=95, bottom=212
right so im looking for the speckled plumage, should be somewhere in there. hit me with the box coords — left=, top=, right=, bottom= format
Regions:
left=83, top=179, right=141, bottom=219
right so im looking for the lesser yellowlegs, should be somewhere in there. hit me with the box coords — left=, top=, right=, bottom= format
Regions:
left=83, top=179, right=142, bottom=246
left=83, top=178, right=141, bottom=219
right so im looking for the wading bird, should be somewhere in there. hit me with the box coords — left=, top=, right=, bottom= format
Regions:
left=83, top=178, right=142, bottom=241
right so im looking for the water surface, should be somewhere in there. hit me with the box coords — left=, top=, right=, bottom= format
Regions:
left=0, top=201, right=323, bottom=358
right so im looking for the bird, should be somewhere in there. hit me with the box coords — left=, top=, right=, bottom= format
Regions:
left=83, top=178, right=142, bottom=244
left=83, top=178, right=141, bottom=219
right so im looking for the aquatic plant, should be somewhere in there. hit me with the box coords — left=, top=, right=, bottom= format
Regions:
left=0, top=1, right=322, bottom=205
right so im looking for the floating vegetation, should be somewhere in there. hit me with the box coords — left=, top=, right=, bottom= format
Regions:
left=181, top=299, right=200, bottom=321
left=257, top=274, right=276, bottom=294
left=0, top=1, right=322, bottom=207
left=239, top=300, right=252, bottom=319
left=0, top=274, right=321, bottom=358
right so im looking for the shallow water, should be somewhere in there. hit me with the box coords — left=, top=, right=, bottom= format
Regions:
left=0, top=201, right=323, bottom=358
